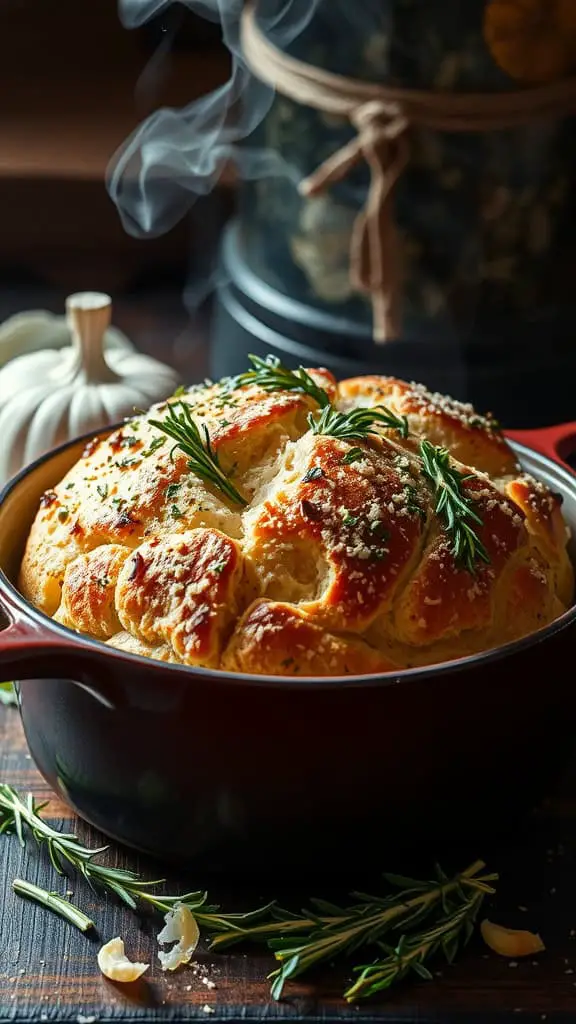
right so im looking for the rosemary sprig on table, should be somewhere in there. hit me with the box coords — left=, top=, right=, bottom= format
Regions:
left=0, top=785, right=496, bottom=1003
left=345, top=878, right=490, bottom=1001
left=419, top=440, right=490, bottom=574
left=310, top=404, right=409, bottom=441
left=149, top=400, right=247, bottom=507
left=12, top=878, right=95, bottom=933
left=210, top=861, right=497, bottom=1001
left=232, top=353, right=331, bottom=409
left=0, top=785, right=268, bottom=934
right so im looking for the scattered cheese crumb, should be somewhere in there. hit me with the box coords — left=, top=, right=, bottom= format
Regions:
left=157, top=904, right=200, bottom=972
left=97, top=937, right=149, bottom=983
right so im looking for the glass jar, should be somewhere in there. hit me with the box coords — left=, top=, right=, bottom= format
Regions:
left=236, top=0, right=576, bottom=348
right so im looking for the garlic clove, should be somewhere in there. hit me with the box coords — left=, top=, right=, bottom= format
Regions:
left=480, top=919, right=545, bottom=958
left=97, top=937, right=149, bottom=982
left=157, top=903, right=200, bottom=971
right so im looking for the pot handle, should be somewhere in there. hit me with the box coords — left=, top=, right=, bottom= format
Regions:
left=505, top=423, right=576, bottom=472
left=0, top=590, right=116, bottom=708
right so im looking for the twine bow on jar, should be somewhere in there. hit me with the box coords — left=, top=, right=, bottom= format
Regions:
left=241, top=1, right=576, bottom=343
left=300, top=100, right=410, bottom=344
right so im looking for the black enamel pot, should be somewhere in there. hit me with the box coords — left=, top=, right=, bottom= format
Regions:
left=1, top=423, right=576, bottom=874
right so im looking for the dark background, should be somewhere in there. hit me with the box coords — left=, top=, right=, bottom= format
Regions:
left=0, top=0, right=230, bottom=382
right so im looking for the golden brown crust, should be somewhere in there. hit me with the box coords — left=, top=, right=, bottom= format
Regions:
left=54, top=544, right=131, bottom=639
left=107, top=630, right=180, bottom=663
left=19, top=370, right=574, bottom=676
left=338, top=376, right=518, bottom=478
left=506, top=475, right=574, bottom=602
left=244, top=434, right=426, bottom=633
left=221, top=600, right=397, bottom=676
left=115, top=529, right=247, bottom=667
left=392, top=473, right=526, bottom=645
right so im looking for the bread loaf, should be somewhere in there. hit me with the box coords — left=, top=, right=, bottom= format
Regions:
left=19, top=369, right=573, bottom=675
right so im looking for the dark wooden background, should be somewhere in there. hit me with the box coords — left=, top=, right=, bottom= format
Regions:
left=4, top=704, right=576, bottom=1023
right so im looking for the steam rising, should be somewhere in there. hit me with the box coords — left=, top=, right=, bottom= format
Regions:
left=108, top=0, right=322, bottom=237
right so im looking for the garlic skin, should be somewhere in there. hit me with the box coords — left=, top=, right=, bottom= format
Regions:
left=97, top=937, right=149, bottom=982
left=157, top=903, right=200, bottom=971
left=480, top=919, right=546, bottom=957
left=0, top=292, right=180, bottom=486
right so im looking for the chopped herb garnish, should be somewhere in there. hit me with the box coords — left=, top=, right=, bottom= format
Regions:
left=96, top=484, right=109, bottom=501
left=96, top=576, right=111, bottom=588
left=405, top=485, right=426, bottom=520
left=469, top=414, right=501, bottom=432
left=341, top=510, right=360, bottom=527
left=280, top=657, right=294, bottom=668
left=212, top=560, right=227, bottom=575
left=142, top=436, right=166, bottom=457
left=173, top=385, right=187, bottom=397
left=115, top=457, right=140, bottom=469
left=171, top=504, right=183, bottom=519
left=166, top=483, right=181, bottom=499
left=111, top=497, right=126, bottom=510
left=303, top=466, right=324, bottom=483
left=341, top=447, right=364, bottom=465
left=120, top=436, right=139, bottom=449
left=57, top=508, right=69, bottom=523
left=65, top=482, right=76, bottom=490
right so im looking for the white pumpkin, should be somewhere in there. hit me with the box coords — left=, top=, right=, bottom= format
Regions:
left=0, top=307, right=133, bottom=369
left=0, top=292, right=181, bottom=486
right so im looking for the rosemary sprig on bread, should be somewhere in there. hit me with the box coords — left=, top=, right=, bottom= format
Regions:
left=232, top=353, right=332, bottom=408
left=149, top=400, right=248, bottom=507
left=310, top=403, right=409, bottom=440
left=419, top=440, right=490, bottom=574
left=149, top=355, right=490, bottom=573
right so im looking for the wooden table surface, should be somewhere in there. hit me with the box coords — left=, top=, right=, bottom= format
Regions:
left=4, top=705, right=576, bottom=1023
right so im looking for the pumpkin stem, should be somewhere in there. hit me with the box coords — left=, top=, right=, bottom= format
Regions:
left=66, top=292, right=120, bottom=384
